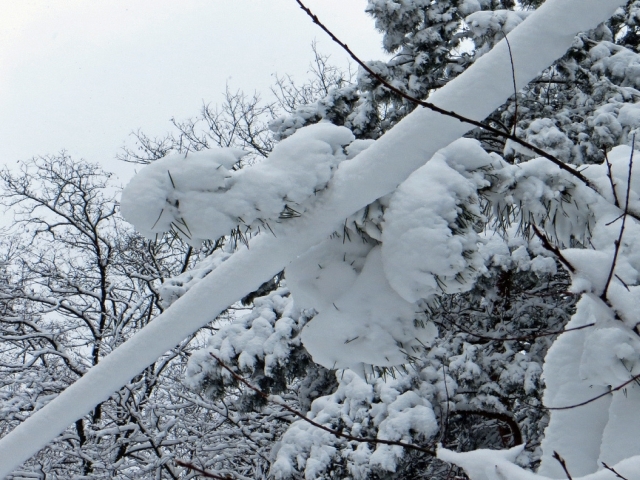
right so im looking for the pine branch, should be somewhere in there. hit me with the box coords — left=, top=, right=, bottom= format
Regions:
left=209, top=353, right=437, bottom=456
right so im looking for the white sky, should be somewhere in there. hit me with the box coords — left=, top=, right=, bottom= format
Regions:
left=0, top=0, right=386, bottom=182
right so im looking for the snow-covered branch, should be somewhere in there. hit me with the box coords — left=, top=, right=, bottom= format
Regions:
left=0, top=1, right=625, bottom=476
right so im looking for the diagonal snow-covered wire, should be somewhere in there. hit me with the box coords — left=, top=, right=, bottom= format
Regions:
left=0, top=1, right=625, bottom=476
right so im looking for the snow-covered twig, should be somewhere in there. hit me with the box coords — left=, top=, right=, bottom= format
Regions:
left=209, top=352, right=438, bottom=456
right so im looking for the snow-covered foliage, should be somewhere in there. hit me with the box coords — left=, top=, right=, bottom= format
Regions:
left=121, top=123, right=357, bottom=245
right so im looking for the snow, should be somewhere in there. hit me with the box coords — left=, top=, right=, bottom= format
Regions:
left=300, top=246, right=436, bottom=372
left=591, top=41, right=640, bottom=89
left=0, top=1, right=625, bottom=476
left=466, top=9, right=532, bottom=57
left=598, top=386, right=640, bottom=467
left=185, top=286, right=304, bottom=393
left=286, top=234, right=372, bottom=313
left=158, top=247, right=232, bottom=308
left=538, top=296, right=614, bottom=477
left=121, top=122, right=356, bottom=245
left=438, top=444, right=640, bottom=479
left=381, top=139, right=488, bottom=303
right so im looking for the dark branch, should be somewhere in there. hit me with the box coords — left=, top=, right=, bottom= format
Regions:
left=602, top=137, right=635, bottom=301
left=552, top=451, right=573, bottom=480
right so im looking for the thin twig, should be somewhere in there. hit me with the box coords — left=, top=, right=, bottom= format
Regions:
left=602, top=136, right=635, bottom=301
left=502, top=29, right=518, bottom=134
left=294, top=0, right=595, bottom=190
left=602, top=461, right=630, bottom=480
left=175, top=460, right=233, bottom=479
left=605, top=149, right=621, bottom=208
left=443, top=316, right=594, bottom=343
left=552, top=451, right=573, bottom=480
left=208, top=353, right=437, bottom=456
left=547, top=372, right=640, bottom=410
left=440, top=364, right=450, bottom=443
left=530, top=224, right=575, bottom=273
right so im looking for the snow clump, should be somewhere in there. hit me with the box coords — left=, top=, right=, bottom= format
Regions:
left=121, top=123, right=356, bottom=245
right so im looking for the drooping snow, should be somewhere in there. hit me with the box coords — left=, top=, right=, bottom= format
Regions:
left=537, top=295, right=613, bottom=477
left=381, top=139, right=489, bottom=303
left=286, top=234, right=373, bottom=314
left=438, top=444, right=640, bottom=480
left=300, top=246, right=437, bottom=373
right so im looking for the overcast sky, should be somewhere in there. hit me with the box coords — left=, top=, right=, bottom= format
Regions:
left=0, top=0, right=386, bottom=182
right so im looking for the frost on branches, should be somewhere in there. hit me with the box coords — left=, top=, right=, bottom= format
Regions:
left=122, top=1, right=640, bottom=478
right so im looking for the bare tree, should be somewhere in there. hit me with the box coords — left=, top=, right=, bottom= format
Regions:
left=0, top=155, right=287, bottom=479
left=118, top=43, right=355, bottom=167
